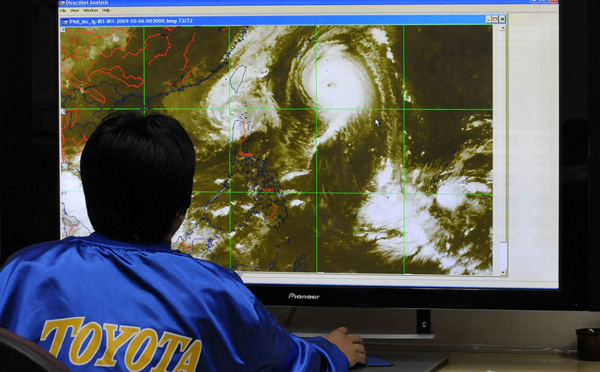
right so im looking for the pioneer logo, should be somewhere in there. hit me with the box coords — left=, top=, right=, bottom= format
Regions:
left=288, top=293, right=321, bottom=300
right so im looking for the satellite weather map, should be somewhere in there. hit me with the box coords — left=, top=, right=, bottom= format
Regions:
left=60, top=24, right=493, bottom=276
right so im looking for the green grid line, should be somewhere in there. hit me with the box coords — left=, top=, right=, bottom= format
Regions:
left=314, top=25, right=319, bottom=273
left=228, top=26, right=233, bottom=270
left=402, top=25, right=407, bottom=274
left=69, top=107, right=492, bottom=111
left=192, top=190, right=492, bottom=196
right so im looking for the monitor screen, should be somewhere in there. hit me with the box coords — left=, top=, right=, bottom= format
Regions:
left=45, top=0, right=588, bottom=309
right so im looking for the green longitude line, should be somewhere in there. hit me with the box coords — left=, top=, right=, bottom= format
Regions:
left=314, top=25, right=319, bottom=273
left=402, top=25, right=407, bottom=274
left=227, top=26, right=233, bottom=270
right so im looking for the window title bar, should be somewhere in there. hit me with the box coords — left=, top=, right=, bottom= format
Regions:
left=60, top=14, right=507, bottom=27
left=58, top=0, right=558, bottom=7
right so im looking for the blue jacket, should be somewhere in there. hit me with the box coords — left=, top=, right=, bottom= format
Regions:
left=0, top=233, right=347, bottom=371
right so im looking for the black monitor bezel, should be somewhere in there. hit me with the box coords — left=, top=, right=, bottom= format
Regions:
left=0, top=0, right=589, bottom=311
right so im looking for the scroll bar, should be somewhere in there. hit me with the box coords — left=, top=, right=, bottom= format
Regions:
left=493, top=21, right=508, bottom=277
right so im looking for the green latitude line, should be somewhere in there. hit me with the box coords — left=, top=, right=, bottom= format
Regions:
left=416, top=107, right=491, bottom=111
left=62, top=107, right=221, bottom=111
left=192, top=190, right=493, bottom=197
left=65, top=106, right=492, bottom=111
left=412, top=192, right=494, bottom=196
left=63, top=108, right=144, bottom=111
left=152, top=107, right=228, bottom=111
left=223, top=107, right=493, bottom=111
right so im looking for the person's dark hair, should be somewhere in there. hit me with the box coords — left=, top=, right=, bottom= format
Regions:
left=80, top=112, right=195, bottom=243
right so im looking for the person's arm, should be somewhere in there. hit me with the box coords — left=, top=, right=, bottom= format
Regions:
left=243, top=305, right=352, bottom=371
left=234, top=286, right=359, bottom=370
left=225, top=271, right=365, bottom=371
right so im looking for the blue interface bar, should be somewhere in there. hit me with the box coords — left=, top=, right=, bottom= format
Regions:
left=60, top=14, right=503, bottom=27
left=59, top=0, right=557, bottom=6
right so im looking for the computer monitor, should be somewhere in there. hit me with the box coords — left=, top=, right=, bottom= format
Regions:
left=1, top=0, right=590, bottom=311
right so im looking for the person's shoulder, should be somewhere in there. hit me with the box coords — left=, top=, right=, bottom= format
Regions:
left=166, top=251, right=243, bottom=281
left=2, top=236, right=83, bottom=267
left=165, top=252, right=256, bottom=295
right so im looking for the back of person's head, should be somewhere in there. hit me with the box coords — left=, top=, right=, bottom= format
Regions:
left=80, top=112, right=195, bottom=243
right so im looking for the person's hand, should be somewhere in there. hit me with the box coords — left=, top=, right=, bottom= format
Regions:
left=325, top=327, right=366, bottom=368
